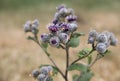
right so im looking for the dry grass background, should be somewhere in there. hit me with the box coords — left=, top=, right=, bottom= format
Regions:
left=0, top=1, right=120, bottom=81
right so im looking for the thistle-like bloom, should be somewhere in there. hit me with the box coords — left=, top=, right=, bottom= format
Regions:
left=89, top=30, right=98, bottom=38
left=49, top=36, right=60, bottom=47
left=58, top=33, right=69, bottom=44
left=65, top=15, right=77, bottom=23
left=40, top=33, right=50, bottom=42
left=47, top=66, right=53, bottom=72
left=32, top=69, right=40, bottom=78
left=48, top=24, right=59, bottom=33
left=88, top=37, right=95, bottom=44
left=37, top=74, right=46, bottom=81
left=97, top=33, right=108, bottom=43
left=110, top=33, right=118, bottom=46
left=23, top=19, right=39, bottom=34
left=68, top=23, right=78, bottom=32
left=61, top=23, right=70, bottom=32
left=40, top=66, right=49, bottom=75
left=57, top=4, right=66, bottom=11
left=88, top=29, right=98, bottom=44
left=96, top=43, right=107, bottom=54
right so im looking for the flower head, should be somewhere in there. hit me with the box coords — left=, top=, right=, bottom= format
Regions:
left=96, top=43, right=107, bottom=54
left=40, top=33, right=50, bottom=42
left=23, top=19, right=39, bottom=34
left=49, top=36, right=60, bottom=47
left=65, top=15, right=77, bottom=23
left=32, top=69, right=40, bottom=78
left=58, top=33, right=69, bottom=44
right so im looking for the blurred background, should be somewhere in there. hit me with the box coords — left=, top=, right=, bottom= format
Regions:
left=0, top=0, right=120, bottom=81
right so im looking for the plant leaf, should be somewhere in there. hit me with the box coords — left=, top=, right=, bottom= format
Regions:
left=78, top=48, right=91, bottom=58
left=67, top=63, right=88, bottom=72
left=68, top=37, right=80, bottom=48
left=87, top=55, right=92, bottom=64
left=72, top=74, right=79, bottom=81
left=104, top=50, right=111, bottom=55
left=41, top=42, right=48, bottom=49
left=77, top=72, right=94, bottom=81
left=72, top=32, right=85, bottom=38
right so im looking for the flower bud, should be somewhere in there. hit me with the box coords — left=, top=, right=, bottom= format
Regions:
left=37, top=74, right=45, bottom=81
left=40, top=67, right=49, bottom=75
left=32, top=69, right=40, bottom=78
left=23, top=20, right=31, bottom=32
left=68, top=23, right=78, bottom=32
left=44, top=76, right=52, bottom=81
left=40, top=33, right=50, bottom=42
left=89, top=30, right=98, bottom=38
left=32, top=19, right=39, bottom=29
left=96, top=43, right=107, bottom=54
left=110, top=33, right=118, bottom=46
left=57, top=4, right=66, bottom=11
left=97, top=33, right=108, bottom=43
left=47, top=66, right=53, bottom=72
left=49, top=36, right=60, bottom=47
left=88, top=37, right=95, bottom=44
left=48, top=24, right=59, bottom=33
left=65, top=15, right=77, bottom=23
left=58, top=33, right=69, bottom=44
left=59, top=8, right=68, bottom=15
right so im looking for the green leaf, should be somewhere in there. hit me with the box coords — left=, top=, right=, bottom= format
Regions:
left=72, top=32, right=85, bottom=38
left=104, top=50, right=111, bottom=55
left=77, top=72, right=94, bottom=81
left=72, top=74, right=79, bottom=81
left=52, top=66, right=59, bottom=76
left=67, top=63, right=88, bottom=72
left=68, top=37, right=80, bottom=48
left=41, top=42, right=48, bottom=49
left=87, top=55, right=92, bottom=64
left=78, top=48, right=91, bottom=58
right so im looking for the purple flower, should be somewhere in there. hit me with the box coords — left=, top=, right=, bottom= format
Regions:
left=40, top=33, right=50, bottom=42
left=57, top=4, right=66, bottom=11
left=49, top=36, right=60, bottom=47
left=58, top=33, right=69, bottom=44
left=48, top=24, right=59, bottom=33
left=66, top=15, right=77, bottom=22
left=61, top=23, right=70, bottom=32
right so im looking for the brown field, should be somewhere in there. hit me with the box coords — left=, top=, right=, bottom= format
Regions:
left=0, top=6, right=120, bottom=81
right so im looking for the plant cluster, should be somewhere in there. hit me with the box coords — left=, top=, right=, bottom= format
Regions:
left=23, top=4, right=118, bottom=81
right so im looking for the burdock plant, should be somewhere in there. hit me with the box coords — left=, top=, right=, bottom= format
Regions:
left=23, top=4, right=118, bottom=81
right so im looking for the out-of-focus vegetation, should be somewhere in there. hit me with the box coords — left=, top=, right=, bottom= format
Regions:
left=0, top=0, right=120, bottom=11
